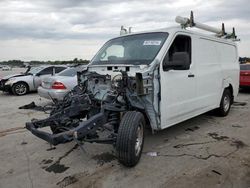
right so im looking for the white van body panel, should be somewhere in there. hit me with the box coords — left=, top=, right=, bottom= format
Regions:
left=158, top=29, right=239, bottom=129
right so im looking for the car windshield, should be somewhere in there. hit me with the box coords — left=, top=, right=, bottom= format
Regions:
left=58, top=68, right=77, bottom=77
left=92, top=32, right=168, bottom=65
left=27, top=67, right=44, bottom=74
left=240, top=64, right=250, bottom=70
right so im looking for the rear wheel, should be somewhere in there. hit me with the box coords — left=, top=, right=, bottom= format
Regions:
left=215, top=89, right=232, bottom=116
left=12, top=82, right=28, bottom=96
left=116, top=111, right=145, bottom=167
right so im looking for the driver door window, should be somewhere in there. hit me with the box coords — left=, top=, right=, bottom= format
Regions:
left=163, top=35, right=191, bottom=71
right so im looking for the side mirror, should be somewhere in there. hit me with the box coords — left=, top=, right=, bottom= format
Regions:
left=163, top=52, right=190, bottom=71
left=36, top=73, right=41, bottom=76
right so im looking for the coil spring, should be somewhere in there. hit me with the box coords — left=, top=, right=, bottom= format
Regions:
left=109, top=112, right=119, bottom=128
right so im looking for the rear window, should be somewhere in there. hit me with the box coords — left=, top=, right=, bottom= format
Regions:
left=240, top=64, right=250, bottom=70
left=58, top=68, right=77, bottom=77
left=55, top=66, right=66, bottom=73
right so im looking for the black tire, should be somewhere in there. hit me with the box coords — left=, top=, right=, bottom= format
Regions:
left=215, top=89, right=232, bottom=116
left=12, top=82, right=29, bottom=96
left=116, top=111, right=145, bottom=167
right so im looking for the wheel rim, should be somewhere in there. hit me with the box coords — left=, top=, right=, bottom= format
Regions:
left=15, top=84, right=27, bottom=95
left=135, top=123, right=143, bottom=156
left=223, top=94, right=230, bottom=112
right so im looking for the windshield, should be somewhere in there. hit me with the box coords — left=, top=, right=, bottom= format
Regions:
left=92, top=32, right=168, bottom=65
left=27, top=67, right=44, bottom=74
left=58, top=68, right=77, bottom=77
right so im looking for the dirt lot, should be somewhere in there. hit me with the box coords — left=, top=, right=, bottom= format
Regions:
left=0, top=68, right=250, bottom=188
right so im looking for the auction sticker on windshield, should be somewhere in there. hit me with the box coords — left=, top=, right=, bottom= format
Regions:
left=143, top=40, right=161, bottom=45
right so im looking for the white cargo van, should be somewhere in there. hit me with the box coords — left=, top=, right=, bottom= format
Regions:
left=26, top=12, right=239, bottom=167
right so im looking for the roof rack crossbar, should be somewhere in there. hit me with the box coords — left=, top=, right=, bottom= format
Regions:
left=175, top=11, right=239, bottom=40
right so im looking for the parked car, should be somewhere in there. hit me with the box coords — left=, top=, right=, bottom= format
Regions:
left=2, top=66, right=11, bottom=71
left=38, top=67, right=78, bottom=100
left=0, top=65, right=66, bottom=95
left=240, top=64, right=250, bottom=88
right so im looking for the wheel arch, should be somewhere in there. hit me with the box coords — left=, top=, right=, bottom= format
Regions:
left=227, top=84, right=234, bottom=102
left=12, top=81, right=30, bottom=93
left=222, top=78, right=236, bottom=102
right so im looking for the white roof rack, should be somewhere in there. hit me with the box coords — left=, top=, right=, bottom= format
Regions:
left=175, top=11, right=239, bottom=41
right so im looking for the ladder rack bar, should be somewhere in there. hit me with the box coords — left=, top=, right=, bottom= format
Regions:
left=175, top=15, right=222, bottom=34
left=175, top=11, right=238, bottom=40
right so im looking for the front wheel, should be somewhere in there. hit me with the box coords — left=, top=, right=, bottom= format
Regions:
left=12, top=82, right=28, bottom=96
left=215, top=89, right=232, bottom=116
left=116, top=111, right=145, bottom=167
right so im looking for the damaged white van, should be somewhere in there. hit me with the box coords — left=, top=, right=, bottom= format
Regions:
left=26, top=12, right=239, bottom=167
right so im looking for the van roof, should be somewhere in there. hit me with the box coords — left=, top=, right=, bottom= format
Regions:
left=122, top=26, right=236, bottom=45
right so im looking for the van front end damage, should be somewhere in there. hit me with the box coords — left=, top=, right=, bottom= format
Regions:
left=26, top=70, right=157, bottom=166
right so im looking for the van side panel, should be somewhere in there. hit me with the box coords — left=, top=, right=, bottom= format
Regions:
left=195, top=37, right=223, bottom=110
left=195, top=37, right=238, bottom=110
left=217, top=42, right=239, bottom=100
left=159, top=34, right=239, bottom=130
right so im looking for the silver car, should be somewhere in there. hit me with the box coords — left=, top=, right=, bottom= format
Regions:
left=38, top=67, right=78, bottom=100
left=0, top=65, right=66, bottom=95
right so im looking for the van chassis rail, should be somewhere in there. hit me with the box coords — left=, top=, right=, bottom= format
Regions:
left=26, top=71, right=144, bottom=147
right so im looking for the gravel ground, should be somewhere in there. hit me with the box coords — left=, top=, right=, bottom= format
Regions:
left=0, top=68, right=249, bottom=188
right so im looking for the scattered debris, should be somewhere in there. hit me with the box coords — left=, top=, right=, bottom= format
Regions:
left=233, top=101, right=247, bottom=106
left=212, top=170, right=222, bottom=175
left=146, top=152, right=158, bottom=157
left=19, top=101, right=53, bottom=113
left=232, top=124, right=242, bottom=128
left=19, top=102, right=39, bottom=109
left=208, top=132, right=229, bottom=141
left=20, top=141, right=27, bottom=145
left=185, top=126, right=200, bottom=132
left=92, top=152, right=116, bottom=166
left=56, top=176, right=78, bottom=188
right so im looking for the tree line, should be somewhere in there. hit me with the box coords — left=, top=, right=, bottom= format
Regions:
left=0, top=58, right=90, bottom=67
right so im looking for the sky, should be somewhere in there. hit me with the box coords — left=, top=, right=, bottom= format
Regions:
left=0, top=0, right=249, bottom=61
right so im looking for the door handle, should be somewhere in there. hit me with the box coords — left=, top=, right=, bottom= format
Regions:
left=188, top=74, right=195, bottom=78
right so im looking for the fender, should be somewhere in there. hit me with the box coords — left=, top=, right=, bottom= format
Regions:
left=221, top=77, right=235, bottom=98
